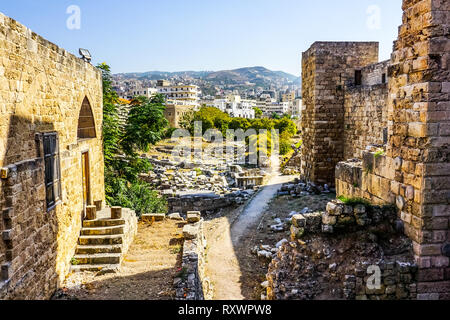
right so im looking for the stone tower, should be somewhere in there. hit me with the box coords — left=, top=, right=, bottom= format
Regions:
left=301, top=42, right=380, bottom=185
left=387, top=0, right=450, bottom=299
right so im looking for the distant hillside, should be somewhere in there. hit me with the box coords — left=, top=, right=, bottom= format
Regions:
left=115, top=66, right=300, bottom=88
left=116, top=70, right=212, bottom=80
left=204, top=66, right=299, bottom=83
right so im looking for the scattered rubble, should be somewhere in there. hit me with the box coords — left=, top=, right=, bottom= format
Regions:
left=277, top=179, right=335, bottom=197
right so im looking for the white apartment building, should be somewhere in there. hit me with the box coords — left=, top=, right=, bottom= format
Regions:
left=289, top=98, right=303, bottom=118
left=258, top=101, right=290, bottom=117
left=201, top=95, right=256, bottom=119
left=120, top=86, right=158, bottom=100
left=157, top=82, right=200, bottom=108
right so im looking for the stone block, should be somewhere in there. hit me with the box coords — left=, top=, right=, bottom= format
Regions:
left=291, top=214, right=306, bottom=227
left=183, top=224, right=199, bottom=240
left=94, top=200, right=102, bottom=211
left=142, top=213, right=165, bottom=222
left=85, top=206, right=97, bottom=221
left=187, top=211, right=201, bottom=223
left=1, top=263, right=11, bottom=281
left=326, top=202, right=336, bottom=214
left=322, top=213, right=336, bottom=225
left=290, top=225, right=305, bottom=240
left=111, top=206, right=122, bottom=219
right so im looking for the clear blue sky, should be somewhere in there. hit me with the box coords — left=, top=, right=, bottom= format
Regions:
left=1, top=0, right=403, bottom=76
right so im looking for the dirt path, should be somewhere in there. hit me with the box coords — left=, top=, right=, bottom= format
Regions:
left=205, top=159, right=294, bottom=300
left=56, top=220, right=184, bottom=300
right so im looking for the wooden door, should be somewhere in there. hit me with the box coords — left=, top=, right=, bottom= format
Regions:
left=81, top=152, right=91, bottom=220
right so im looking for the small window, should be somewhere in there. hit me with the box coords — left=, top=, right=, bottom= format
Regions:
left=382, top=73, right=386, bottom=84
left=383, top=128, right=388, bottom=145
left=43, top=133, right=61, bottom=210
left=355, top=70, right=362, bottom=86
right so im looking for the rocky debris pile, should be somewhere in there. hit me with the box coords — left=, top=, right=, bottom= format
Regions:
left=277, top=179, right=335, bottom=197
left=265, top=200, right=415, bottom=300
left=321, top=201, right=397, bottom=234
left=345, top=260, right=418, bottom=300
left=174, top=212, right=213, bottom=300
left=168, top=189, right=256, bottom=214
left=290, top=212, right=322, bottom=240
left=286, top=200, right=398, bottom=242
left=141, top=160, right=265, bottom=198
left=251, top=239, right=290, bottom=262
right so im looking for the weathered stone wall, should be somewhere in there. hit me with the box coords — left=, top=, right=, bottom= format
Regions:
left=385, top=0, right=450, bottom=299
left=0, top=12, right=104, bottom=299
left=343, top=62, right=389, bottom=160
left=267, top=200, right=416, bottom=300
left=361, top=60, right=389, bottom=86
left=121, top=208, right=138, bottom=262
left=168, top=193, right=246, bottom=214
left=164, top=104, right=196, bottom=128
left=346, top=260, right=418, bottom=300
left=300, top=42, right=380, bottom=185
left=335, top=0, right=450, bottom=299
left=175, top=217, right=213, bottom=300
left=336, top=150, right=396, bottom=205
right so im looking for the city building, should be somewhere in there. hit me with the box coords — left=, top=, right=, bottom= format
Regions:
left=164, top=99, right=197, bottom=127
left=157, top=81, right=201, bottom=108
left=120, top=86, right=158, bottom=100
left=281, top=91, right=296, bottom=102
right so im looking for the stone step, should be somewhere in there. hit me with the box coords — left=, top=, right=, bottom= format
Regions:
left=82, top=219, right=125, bottom=228
left=78, top=234, right=123, bottom=246
left=70, top=264, right=120, bottom=274
left=75, top=244, right=123, bottom=255
left=73, top=253, right=121, bottom=265
left=81, top=225, right=124, bottom=236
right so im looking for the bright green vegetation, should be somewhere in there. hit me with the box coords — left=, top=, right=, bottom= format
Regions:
left=337, top=195, right=371, bottom=207
left=374, top=149, right=385, bottom=158
left=180, top=106, right=298, bottom=156
left=98, top=63, right=168, bottom=216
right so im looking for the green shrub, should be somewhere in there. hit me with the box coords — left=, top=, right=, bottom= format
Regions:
left=337, top=195, right=371, bottom=207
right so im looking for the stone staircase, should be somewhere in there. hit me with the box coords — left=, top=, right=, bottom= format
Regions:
left=71, top=206, right=138, bottom=274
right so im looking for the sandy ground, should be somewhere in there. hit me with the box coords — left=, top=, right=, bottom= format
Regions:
left=204, top=157, right=297, bottom=300
left=55, top=220, right=184, bottom=300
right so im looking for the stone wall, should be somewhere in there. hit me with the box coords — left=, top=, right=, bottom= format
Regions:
left=267, top=199, right=416, bottom=300
left=343, top=83, right=388, bottom=160
left=164, top=104, right=196, bottom=128
left=345, top=260, right=418, bottom=300
left=168, top=192, right=249, bottom=214
left=300, top=42, right=380, bottom=184
left=174, top=216, right=213, bottom=300
left=336, top=149, right=396, bottom=205
left=0, top=12, right=104, bottom=299
left=333, top=0, right=450, bottom=299
left=385, top=0, right=450, bottom=299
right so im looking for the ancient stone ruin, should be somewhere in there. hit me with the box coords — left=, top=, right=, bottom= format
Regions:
left=295, top=0, right=450, bottom=299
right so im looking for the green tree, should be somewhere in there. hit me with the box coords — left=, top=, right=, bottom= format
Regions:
left=271, top=112, right=281, bottom=120
left=97, top=63, right=120, bottom=165
left=275, top=117, right=297, bottom=136
left=97, top=63, right=168, bottom=214
left=253, top=107, right=263, bottom=119
left=122, top=95, right=169, bottom=155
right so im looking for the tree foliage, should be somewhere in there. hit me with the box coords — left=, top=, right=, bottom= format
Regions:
left=97, top=63, right=168, bottom=214
left=253, top=107, right=263, bottom=119
left=122, top=95, right=169, bottom=155
left=183, top=106, right=298, bottom=156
